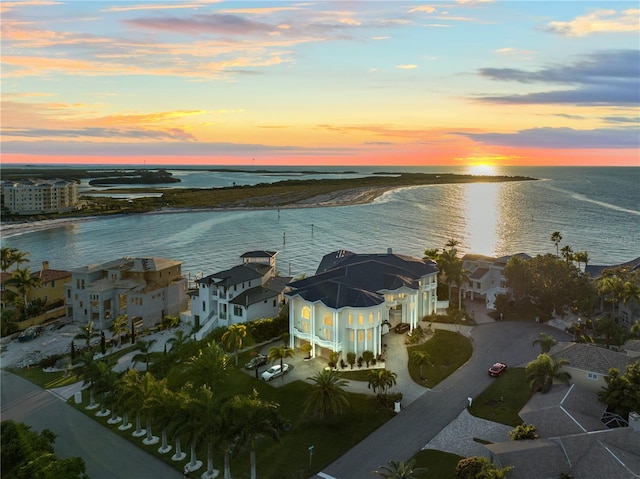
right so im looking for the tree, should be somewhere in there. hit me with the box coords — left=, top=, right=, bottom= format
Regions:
left=594, top=315, right=626, bottom=348
left=267, top=345, right=294, bottom=381
left=362, top=350, right=374, bottom=368
left=454, top=456, right=512, bottom=479
left=1, top=247, right=29, bottom=273
left=109, top=314, right=128, bottom=348
left=346, top=351, right=356, bottom=369
left=74, top=320, right=100, bottom=354
left=599, top=362, right=640, bottom=419
left=137, top=372, right=161, bottom=445
left=531, top=333, right=557, bottom=353
left=525, top=353, right=571, bottom=393
left=4, top=268, right=42, bottom=319
left=551, top=231, right=562, bottom=257
left=1, top=420, right=87, bottom=479
left=574, top=251, right=590, bottom=270
left=222, top=324, right=247, bottom=366
left=410, top=350, right=431, bottom=380
left=509, top=423, right=538, bottom=440
left=132, top=339, right=157, bottom=369
left=373, top=459, right=427, bottom=479
left=227, top=389, right=282, bottom=479
left=166, top=329, right=192, bottom=356
left=560, top=244, right=573, bottom=263
left=304, top=369, right=350, bottom=419
left=76, top=352, right=102, bottom=408
left=182, top=341, right=229, bottom=389
left=368, top=369, right=398, bottom=401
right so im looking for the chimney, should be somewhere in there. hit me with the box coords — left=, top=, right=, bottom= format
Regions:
left=387, top=248, right=393, bottom=254
left=629, top=411, right=640, bottom=432
left=42, top=261, right=49, bottom=270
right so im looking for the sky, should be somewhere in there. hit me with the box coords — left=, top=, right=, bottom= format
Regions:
left=1, top=0, right=639, bottom=167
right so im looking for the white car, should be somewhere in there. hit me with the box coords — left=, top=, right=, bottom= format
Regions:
left=261, top=363, right=290, bottom=381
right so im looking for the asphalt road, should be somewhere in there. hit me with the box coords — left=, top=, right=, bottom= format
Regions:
left=313, top=321, right=571, bottom=479
left=1, top=370, right=181, bottom=479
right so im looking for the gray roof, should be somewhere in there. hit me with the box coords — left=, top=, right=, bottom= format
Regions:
left=241, top=251, right=277, bottom=259
left=585, top=256, right=640, bottom=279
left=229, top=276, right=292, bottom=307
left=469, top=267, right=489, bottom=280
left=286, top=251, right=438, bottom=309
left=548, top=342, right=633, bottom=375
left=486, top=439, right=566, bottom=479
left=519, top=384, right=607, bottom=437
left=197, top=263, right=269, bottom=287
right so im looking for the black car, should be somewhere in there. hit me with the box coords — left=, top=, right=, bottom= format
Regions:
left=394, top=323, right=410, bottom=334
left=245, top=354, right=267, bottom=370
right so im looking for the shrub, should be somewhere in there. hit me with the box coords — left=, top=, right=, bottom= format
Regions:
left=39, top=354, right=63, bottom=369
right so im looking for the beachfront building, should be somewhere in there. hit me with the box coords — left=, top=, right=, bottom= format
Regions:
left=1, top=179, right=78, bottom=215
left=286, top=249, right=439, bottom=359
left=1, top=261, right=71, bottom=312
left=462, top=253, right=532, bottom=310
left=65, top=257, right=188, bottom=331
left=186, top=251, right=291, bottom=329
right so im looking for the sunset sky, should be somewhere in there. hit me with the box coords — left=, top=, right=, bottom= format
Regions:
left=2, top=0, right=639, bottom=167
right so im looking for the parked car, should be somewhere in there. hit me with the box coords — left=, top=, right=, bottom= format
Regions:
left=245, top=354, right=267, bottom=370
left=394, top=323, right=410, bottom=334
left=488, top=362, right=507, bottom=377
left=261, top=363, right=290, bottom=381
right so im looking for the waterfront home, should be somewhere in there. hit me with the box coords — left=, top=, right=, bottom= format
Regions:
left=186, top=251, right=291, bottom=329
left=1, top=178, right=78, bottom=215
left=286, top=249, right=438, bottom=359
left=65, top=257, right=188, bottom=331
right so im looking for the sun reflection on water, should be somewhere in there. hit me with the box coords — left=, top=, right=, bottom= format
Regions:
left=462, top=182, right=499, bottom=256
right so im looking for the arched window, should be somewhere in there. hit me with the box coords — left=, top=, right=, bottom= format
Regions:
left=348, top=313, right=353, bottom=325
left=358, top=313, right=364, bottom=326
left=368, top=312, right=374, bottom=324
left=323, top=313, right=333, bottom=326
left=302, top=306, right=310, bottom=319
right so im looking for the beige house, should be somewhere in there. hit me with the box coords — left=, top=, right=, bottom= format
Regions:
left=66, top=257, right=188, bottom=331
left=1, top=261, right=71, bottom=310
left=1, top=178, right=78, bottom=215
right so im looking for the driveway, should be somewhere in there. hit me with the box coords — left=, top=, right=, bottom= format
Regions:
left=311, top=321, right=571, bottom=479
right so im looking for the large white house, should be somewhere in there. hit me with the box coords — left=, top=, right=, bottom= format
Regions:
left=187, top=251, right=291, bottom=329
left=66, top=257, right=188, bottom=331
left=286, top=249, right=439, bottom=359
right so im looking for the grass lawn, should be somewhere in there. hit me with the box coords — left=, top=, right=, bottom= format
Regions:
left=411, top=449, right=464, bottom=479
left=407, top=330, right=472, bottom=388
left=468, top=368, right=530, bottom=427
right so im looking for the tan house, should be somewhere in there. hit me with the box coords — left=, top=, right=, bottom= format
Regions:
left=66, top=257, right=188, bottom=331
left=1, top=261, right=71, bottom=310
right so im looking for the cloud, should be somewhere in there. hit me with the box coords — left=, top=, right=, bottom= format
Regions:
left=2, top=126, right=195, bottom=141
left=544, top=8, right=640, bottom=36
left=475, top=49, right=640, bottom=106
left=462, top=127, right=639, bottom=149
left=104, top=2, right=221, bottom=13
left=372, top=36, right=389, bottom=40
left=408, top=6, right=437, bottom=14
left=125, top=14, right=275, bottom=35
left=602, top=116, right=640, bottom=124
left=339, top=18, right=361, bottom=26
left=396, top=64, right=418, bottom=69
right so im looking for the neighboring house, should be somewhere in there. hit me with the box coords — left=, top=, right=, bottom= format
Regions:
left=66, top=257, right=188, bottom=331
left=461, top=253, right=531, bottom=309
left=1, top=178, right=79, bottom=215
left=586, top=256, right=640, bottom=331
left=286, top=249, right=438, bottom=359
left=548, top=342, right=635, bottom=393
left=485, top=385, right=640, bottom=479
left=1, top=261, right=71, bottom=310
left=622, top=339, right=640, bottom=359
left=186, top=251, right=291, bottom=329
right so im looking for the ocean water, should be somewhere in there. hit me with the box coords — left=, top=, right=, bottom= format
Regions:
left=2, top=166, right=638, bottom=280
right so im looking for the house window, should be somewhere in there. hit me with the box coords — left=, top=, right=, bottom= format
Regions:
left=202, top=301, right=206, bottom=312
left=234, top=305, right=243, bottom=316
left=273, top=299, right=276, bottom=307
left=369, top=312, right=374, bottom=324
left=587, top=372, right=598, bottom=380
left=302, top=320, right=310, bottom=333
left=358, top=314, right=364, bottom=326
left=323, top=329, right=333, bottom=341
left=323, top=314, right=333, bottom=326
left=367, top=330, right=372, bottom=341
left=348, top=313, right=353, bottom=325
left=350, top=330, right=354, bottom=341
left=302, top=306, right=310, bottom=319
left=358, top=331, right=364, bottom=342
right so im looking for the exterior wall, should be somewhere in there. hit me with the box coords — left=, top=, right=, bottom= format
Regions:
left=1, top=179, right=78, bottom=215
left=28, top=276, right=71, bottom=305
left=562, top=366, right=607, bottom=393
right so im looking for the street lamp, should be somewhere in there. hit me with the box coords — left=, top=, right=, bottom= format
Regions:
left=308, top=445, right=314, bottom=468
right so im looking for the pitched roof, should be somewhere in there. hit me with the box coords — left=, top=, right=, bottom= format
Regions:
left=486, top=439, right=567, bottom=479
left=197, top=263, right=269, bottom=287
left=287, top=251, right=437, bottom=309
left=585, top=256, right=640, bottom=278
left=229, top=276, right=292, bottom=307
left=241, top=251, right=277, bottom=259
left=469, top=267, right=489, bottom=280
left=548, top=342, right=633, bottom=375
left=33, top=269, right=71, bottom=282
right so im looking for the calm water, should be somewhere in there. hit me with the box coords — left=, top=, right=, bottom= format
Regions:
left=2, top=166, right=639, bottom=279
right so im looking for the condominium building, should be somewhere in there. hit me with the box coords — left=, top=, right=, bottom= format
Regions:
left=1, top=178, right=79, bottom=215
left=66, top=257, right=188, bottom=331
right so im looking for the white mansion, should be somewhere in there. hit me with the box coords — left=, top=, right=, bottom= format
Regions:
left=286, top=250, right=439, bottom=359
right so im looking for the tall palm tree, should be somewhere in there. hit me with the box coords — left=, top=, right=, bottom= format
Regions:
left=166, top=329, right=191, bottom=356
left=373, top=459, right=427, bottom=479
left=267, top=345, right=294, bottom=381
left=574, top=251, right=590, bottom=270
left=410, top=350, right=431, bottom=380
left=92, top=360, right=118, bottom=417
left=525, top=353, right=571, bottom=393
left=4, top=268, right=41, bottom=318
left=76, top=352, right=102, bottom=409
left=560, top=244, right=573, bottom=263
left=171, top=385, right=204, bottom=473
left=137, top=372, right=161, bottom=445
left=304, top=369, right=350, bottom=419
left=437, top=248, right=459, bottom=303
left=227, top=389, right=281, bottom=479
left=132, top=339, right=158, bottom=370
left=222, top=324, right=247, bottom=366
left=367, top=369, right=398, bottom=401
left=74, top=320, right=100, bottom=354
left=109, top=314, right=128, bottom=348
left=183, top=341, right=229, bottom=389
left=118, top=369, right=147, bottom=437
left=531, top=333, right=557, bottom=353
left=551, top=231, right=562, bottom=257
left=0, top=247, right=26, bottom=272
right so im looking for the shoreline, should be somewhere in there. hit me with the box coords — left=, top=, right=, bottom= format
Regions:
left=0, top=185, right=395, bottom=238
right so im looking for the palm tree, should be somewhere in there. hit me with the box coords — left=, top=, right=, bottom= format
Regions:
left=531, top=333, right=557, bottom=353
left=574, top=251, right=590, bottom=270
left=92, top=360, right=118, bottom=417
left=410, top=350, right=430, bottom=380
left=137, top=372, right=161, bottom=445
left=525, top=353, right=571, bottom=393
left=166, top=329, right=191, bottom=356
left=76, top=352, right=102, bottom=409
left=118, top=369, right=147, bottom=437
left=267, top=345, right=294, bottom=381
left=222, top=324, right=247, bottom=366
left=450, top=261, right=470, bottom=310
left=367, top=369, right=398, bottom=401
left=560, top=244, right=573, bottom=263
left=132, top=339, right=157, bottom=370
left=74, top=320, right=100, bottom=354
left=551, top=231, right=562, bottom=257
left=373, top=459, right=427, bottom=478
left=109, top=314, right=128, bottom=348
left=183, top=341, right=229, bottom=388
left=4, top=268, right=41, bottom=318
left=150, top=384, right=180, bottom=455
left=227, top=389, right=282, bottom=479
left=1, top=248, right=30, bottom=273
left=304, top=369, right=350, bottom=419
left=437, top=248, right=459, bottom=303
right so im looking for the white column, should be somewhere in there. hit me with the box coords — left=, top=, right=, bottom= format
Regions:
left=310, top=304, right=316, bottom=358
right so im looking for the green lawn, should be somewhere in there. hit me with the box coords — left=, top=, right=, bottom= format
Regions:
left=407, top=330, right=473, bottom=388
left=468, top=368, right=530, bottom=427
left=412, top=449, right=464, bottom=479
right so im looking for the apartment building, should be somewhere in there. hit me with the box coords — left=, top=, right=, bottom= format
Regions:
left=1, top=178, right=78, bottom=215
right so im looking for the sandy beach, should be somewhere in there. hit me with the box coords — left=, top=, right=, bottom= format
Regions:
left=0, top=185, right=395, bottom=239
